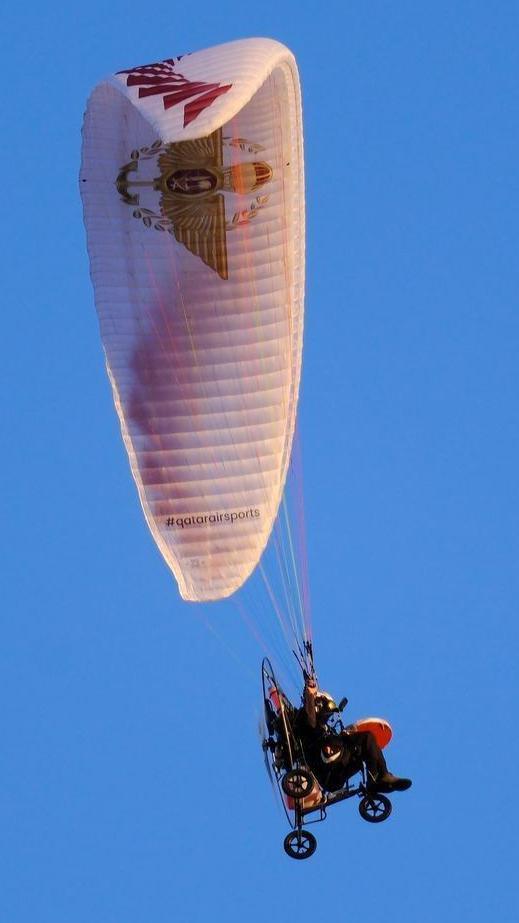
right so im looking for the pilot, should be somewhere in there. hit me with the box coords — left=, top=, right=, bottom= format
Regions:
left=297, top=676, right=412, bottom=794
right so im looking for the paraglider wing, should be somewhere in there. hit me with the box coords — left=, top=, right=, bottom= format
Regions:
left=80, top=39, right=305, bottom=601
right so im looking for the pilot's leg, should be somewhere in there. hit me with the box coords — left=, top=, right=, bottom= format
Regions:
left=353, top=731, right=412, bottom=792
left=351, top=731, right=388, bottom=782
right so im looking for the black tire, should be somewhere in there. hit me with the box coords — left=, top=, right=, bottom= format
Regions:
left=281, top=769, right=314, bottom=799
left=283, top=829, right=317, bottom=860
left=358, top=793, right=392, bottom=823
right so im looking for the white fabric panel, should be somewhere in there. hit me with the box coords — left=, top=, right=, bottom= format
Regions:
left=80, top=39, right=304, bottom=601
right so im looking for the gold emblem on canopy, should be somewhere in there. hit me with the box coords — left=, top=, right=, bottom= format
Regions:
left=116, top=130, right=273, bottom=280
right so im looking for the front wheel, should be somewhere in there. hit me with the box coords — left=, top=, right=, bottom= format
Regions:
left=281, top=769, right=314, bottom=799
left=283, top=829, right=317, bottom=860
left=359, top=793, right=392, bottom=823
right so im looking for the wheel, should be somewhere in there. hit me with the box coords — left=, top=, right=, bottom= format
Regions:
left=358, top=793, right=392, bottom=823
left=283, top=829, right=317, bottom=860
left=281, top=768, right=314, bottom=799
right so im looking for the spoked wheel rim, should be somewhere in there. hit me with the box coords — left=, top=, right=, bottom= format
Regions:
left=281, top=769, right=313, bottom=799
left=283, top=829, right=317, bottom=860
left=358, top=793, right=392, bottom=823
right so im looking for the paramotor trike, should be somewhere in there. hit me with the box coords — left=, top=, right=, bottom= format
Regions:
left=261, top=657, right=393, bottom=860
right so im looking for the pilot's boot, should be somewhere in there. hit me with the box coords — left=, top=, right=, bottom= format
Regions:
left=369, top=771, right=412, bottom=793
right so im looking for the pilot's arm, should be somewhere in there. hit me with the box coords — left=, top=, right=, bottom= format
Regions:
left=304, top=676, right=318, bottom=729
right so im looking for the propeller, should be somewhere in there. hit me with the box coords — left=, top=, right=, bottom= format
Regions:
left=257, top=714, right=276, bottom=790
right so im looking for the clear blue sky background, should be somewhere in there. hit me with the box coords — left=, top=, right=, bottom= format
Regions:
left=2, top=2, right=518, bottom=921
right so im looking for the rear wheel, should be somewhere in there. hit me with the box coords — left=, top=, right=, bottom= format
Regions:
left=281, top=768, right=314, bottom=799
left=283, top=829, right=317, bottom=860
left=359, top=793, right=392, bottom=823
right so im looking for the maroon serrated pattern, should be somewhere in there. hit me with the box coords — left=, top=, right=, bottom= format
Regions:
left=117, top=58, right=232, bottom=127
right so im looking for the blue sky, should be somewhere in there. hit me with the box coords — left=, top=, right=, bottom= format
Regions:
left=2, top=2, right=518, bottom=921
